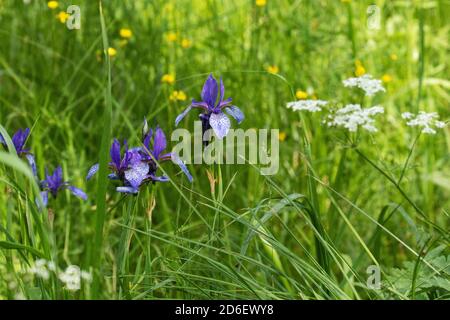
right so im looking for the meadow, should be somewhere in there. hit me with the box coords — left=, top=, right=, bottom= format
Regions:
left=0, top=0, right=449, bottom=300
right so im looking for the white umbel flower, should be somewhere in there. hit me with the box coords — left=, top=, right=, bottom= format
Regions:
left=28, top=259, right=52, bottom=280
left=59, top=265, right=81, bottom=291
left=59, top=265, right=92, bottom=291
left=286, top=99, right=328, bottom=112
left=343, top=74, right=385, bottom=96
left=325, top=104, right=384, bottom=132
left=402, top=111, right=446, bottom=134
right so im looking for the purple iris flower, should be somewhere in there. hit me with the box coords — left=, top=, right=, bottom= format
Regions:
left=0, top=128, right=37, bottom=176
left=87, top=120, right=192, bottom=194
left=175, top=74, right=244, bottom=139
left=38, top=166, right=87, bottom=208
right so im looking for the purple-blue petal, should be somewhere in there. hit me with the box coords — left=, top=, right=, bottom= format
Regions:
left=36, top=191, right=48, bottom=209
left=54, top=166, right=63, bottom=187
left=11, top=128, right=30, bottom=152
left=86, top=163, right=99, bottom=180
left=108, top=173, right=119, bottom=180
left=225, top=106, right=244, bottom=124
left=209, top=112, right=231, bottom=139
left=175, top=106, right=193, bottom=126
left=25, top=153, right=37, bottom=177
left=116, top=186, right=139, bottom=194
left=201, top=74, right=218, bottom=108
left=148, top=174, right=169, bottom=182
left=110, top=139, right=121, bottom=169
left=68, top=186, right=88, bottom=200
left=171, top=153, right=193, bottom=182
left=124, top=161, right=149, bottom=189
left=152, top=127, right=167, bottom=159
left=219, top=77, right=225, bottom=106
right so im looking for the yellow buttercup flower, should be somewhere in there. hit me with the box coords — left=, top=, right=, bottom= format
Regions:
left=107, top=47, right=117, bottom=57
left=166, top=32, right=178, bottom=42
left=382, top=74, right=392, bottom=83
left=354, top=61, right=366, bottom=76
left=355, top=65, right=366, bottom=76
left=181, top=39, right=192, bottom=49
left=278, top=131, right=287, bottom=142
left=170, top=90, right=187, bottom=101
left=120, top=28, right=133, bottom=39
left=295, top=90, right=308, bottom=100
left=47, top=1, right=58, bottom=9
left=256, top=0, right=267, bottom=7
left=267, top=65, right=279, bottom=74
left=161, top=74, right=175, bottom=84
left=57, top=11, right=69, bottom=24
left=390, top=53, right=398, bottom=61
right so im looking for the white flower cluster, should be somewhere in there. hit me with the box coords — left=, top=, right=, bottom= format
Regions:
left=343, top=74, right=386, bottom=96
left=402, top=111, right=446, bottom=134
left=28, top=259, right=56, bottom=280
left=26, top=259, right=92, bottom=292
left=286, top=99, right=328, bottom=112
left=59, top=265, right=92, bottom=291
left=325, top=104, right=384, bottom=132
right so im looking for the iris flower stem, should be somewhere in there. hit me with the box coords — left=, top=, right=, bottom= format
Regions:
left=211, top=161, right=224, bottom=246
left=144, top=187, right=155, bottom=288
left=116, top=196, right=136, bottom=299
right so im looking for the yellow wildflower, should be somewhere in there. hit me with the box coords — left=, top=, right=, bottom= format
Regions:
left=107, top=47, right=117, bottom=57
left=161, top=74, right=175, bottom=84
left=267, top=65, right=279, bottom=74
left=278, top=131, right=287, bottom=142
left=120, top=28, right=133, bottom=39
left=382, top=74, right=392, bottom=83
left=57, top=11, right=69, bottom=23
left=181, top=39, right=192, bottom=49
left=47, top=1, right=58, bottom=9
left=295, top=90, right=308, bottom=100
left=256, top=0, right=267, bottom=7
left=390, top=53, right=398, bottom=61
left=170, top=90, right=187, bottom=101
left=354, top=60, right=366, bottom=76
left=166, top=32, right=178, bottom=42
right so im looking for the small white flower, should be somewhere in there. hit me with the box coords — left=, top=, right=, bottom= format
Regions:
left=286, top=99, right=328, bottom=112
left=58, top=265, right=91, bottom=291
left=343, top=74, right=386, bottom=96
left=401, top=112, right=414, bottom=119
left=403, top=111, right=446, bottom=134
left=28, top=259, right=50, bottom=280
left=326, top=104, right=384, bottom=132
left=81, top=271, right=93, bottom=282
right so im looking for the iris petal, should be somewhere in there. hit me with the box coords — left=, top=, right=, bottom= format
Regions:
left=171, top=153, right=193, bottom=182
left=86, top=163, right=99, bottom=180
left=175, top=106, right=193, bottom=126
left=25, top=153, right=37, bottom=177
left=124, top=161, right=149, bottom=189
left=201, top=74, right=218, bottom=108
left=116, top=186, right=139, bottom=194
left=67, top=186, right=88, bottom=200
left=225, top=106, right=245, bottom=124
left=209, top=112, right=231, bottom=139
left=152, top=127, right=167, bottom=159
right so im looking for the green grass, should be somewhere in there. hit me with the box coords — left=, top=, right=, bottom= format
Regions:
left=0, top=0, right=449, bottom=300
